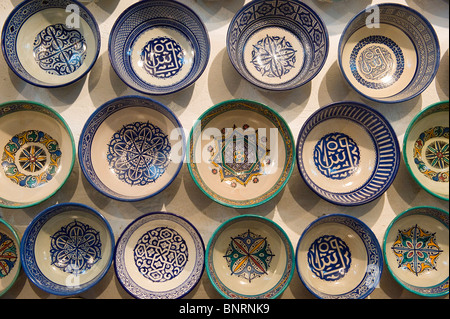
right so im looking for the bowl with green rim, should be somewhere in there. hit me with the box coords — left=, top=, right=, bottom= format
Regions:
left=0, top=218, right=21, bottom=297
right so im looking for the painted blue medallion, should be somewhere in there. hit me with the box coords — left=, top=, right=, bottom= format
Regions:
left=0, top=231, right=17, bottom=278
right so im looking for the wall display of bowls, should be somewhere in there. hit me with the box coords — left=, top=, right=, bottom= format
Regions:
left=227, top=0, right=329, bottom=91
left=1, top=0, right=100, bottom=88
left=20, top=203, right=115, bottom=296
left=0, top=101, right=75, bottom=208
left=114, top=212, right=205, bottom=299
left=403, top=101, right=449, bottom=201
left=383, top=206, right=448, bottom=297
left=78, top=95, right=185, bottom=202
left=338, top=3, right=440, bottom=103
left=0, top=218, right=20, bottom=297
left=188, top=99, right=295, bottom=208
left=296, top=101, right=400, bottom=206
left=109, top=0, right=210, bottom=95
left=206, top=215, right=294, bottom=299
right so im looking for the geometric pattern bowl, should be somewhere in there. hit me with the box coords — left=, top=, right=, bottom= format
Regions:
left=0, top=218, right=21, bottom=297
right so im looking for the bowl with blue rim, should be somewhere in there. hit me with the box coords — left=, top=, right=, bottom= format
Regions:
left=0, top=218, right=21, bottom=297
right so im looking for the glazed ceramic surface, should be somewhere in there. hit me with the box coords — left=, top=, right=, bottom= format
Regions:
left=403, top=101, right=449, bottom=201
left=339, top=3, right=440, bottom=103
left=109, top=0, right=210, bottom=95
left=206, top=215, right=294, bottom=299
left=0, top=101, right=75, bottom=208
left=0, top=218, right=20, bottom=297
left=188, top=99, right=295, bottom=208
left=296, top=101, right=400, bottom=206
left=114, top=212, right=205, bottom=299
left=1, top=0, right=100, bottom=88
left=20, top=203, right=114, bottom=296
left=79, top=96, right=185, bottom=201
left=383, top=207, right=449, bottom=297
left=227, top=0, right=328, bottom=91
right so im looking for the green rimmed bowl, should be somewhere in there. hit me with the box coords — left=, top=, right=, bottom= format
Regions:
left=0, top=218, right=21, bottom=297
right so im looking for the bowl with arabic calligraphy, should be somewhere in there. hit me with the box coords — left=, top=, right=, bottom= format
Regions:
left=338, top=3, right=440, bottom=103
left=296, top=101, right=400, bottom=206
left=0, top=218, right=21, bottom=297
left=227, top=0, right=329, bottom=91
left=20, top=203, right=115, bottom=296
left=296, top=214, right=383, bottom=299
left=206, top=215, right=295, bottom=299
left=383, top=206, right=449, bottom=297
left=403, top=101, right=449, bottom=201
left=1, top=0, right=100, bottom=88
left=109, top=0, right=210, bottom=95
left=79, top=96, right=185, bottom=201
left=0, top=101, right=75, bottom=209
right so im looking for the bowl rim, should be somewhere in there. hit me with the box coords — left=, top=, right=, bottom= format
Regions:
left=1, top=0, right=101, bottom=89
left=382, top=206, right=449, bottom=297
left=402, top=100, right=449, bottom=201
left=0, top=217, right=21, bottom=297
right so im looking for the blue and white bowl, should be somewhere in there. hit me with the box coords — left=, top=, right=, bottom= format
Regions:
left=227, top=0, right=329, bottom=91
left=296, top=214, right=383, bottom=299
left=1, top=0, right=100, bottom=88
left=109, top=0, right=210, bottom=95
left=296, top=101, right=400, bottom=206
left=20, top=203, right=115, bottom=296
left=0, top=218, right=21, bottom=297
left=79, top=96, right=185, bottom=202
left=338, top=3, right=440, bottom=103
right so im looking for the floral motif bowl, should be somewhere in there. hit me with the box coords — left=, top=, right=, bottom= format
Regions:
left=79, top=96, right=185, bottom=201
left=403, top=101, right=449, bottom=201
left=296, top=214, right=383, bottom=299
left=115, top=212, right=205, bottom=299
left=296, top=101, right=400, bottom=206
left=1, top=0, right=100, bottom=88
left=206, top=215, right=294, bottom=299
left=0, top=101, right=75, bottom=209
left=20, top=203, right=115, bottom=296
left=227, top=0, right=329, bottom=91
left=109, top=0, right=210, bottom=95
left=383, top=206, right=449, bottom=297
left=338, top=3, right=440, bottom=103
left=0, top=218, right=21, bottom=297
left=188, top=99, right=295, bottom=208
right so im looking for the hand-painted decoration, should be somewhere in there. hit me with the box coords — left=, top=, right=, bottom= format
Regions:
left=0, top=232, right=17, bottom=278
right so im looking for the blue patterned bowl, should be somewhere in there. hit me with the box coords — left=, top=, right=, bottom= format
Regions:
left=338, top=3, right=440, bottom=103
left=296, top=214, right=383, bottom=299
left=296, top=101, right=400, bottom=206
left=20, top=203, right=115, bottom=296
left=403, top=101, right=449, bottom=201
left=109, top=0, right=210, bottom=95
left=1, top=0, right=100, bottom=88
left=227, top=0, right=329, bottom=91
left=79, top=96, right=185, bottom=201
left=383, top=206, right=449, bottom=297
left=0, top=218, right=21, bottom=297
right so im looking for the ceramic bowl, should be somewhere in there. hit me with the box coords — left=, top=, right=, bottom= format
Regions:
left=109, top=0, right=210, bottom=95
left=338, top=3, right=440, bottom=103
left=188, top=99, right=295, bottom=208
left=403, top=101, right=449, bottom=201
left=227, top=0, right=329, bottom=91
left=383, top=206, right=449, bottom=297
left=206, top=215, right=294, bottom=299
left=296, top=214, right=383, bottom=299
left=296, top=101, right=400, bottom=206
left=0, top=101, right=75, bottom=209
left=0, top=218, right=21, bottom=297
left=115, top=212, right=205, bottom=299
left=2, top=0, right=100, bottom=88
left=79, top=96, right=185, bottom=202
left=20, top=203, right=114, bottom=296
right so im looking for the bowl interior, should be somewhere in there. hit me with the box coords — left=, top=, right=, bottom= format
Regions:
left=0, top=220, right=20, bottom=296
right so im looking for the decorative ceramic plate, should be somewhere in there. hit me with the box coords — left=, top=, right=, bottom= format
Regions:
left=0, top=218, right=21, bottom=297
left=403, top=101, right=449, bottom=201
left=115, top=212, right=205, bottom=299
left=338, top=3, right=440, bottom=103
left=188, top=99, right=295, bottom=208
left=383, top=206, right=448, bottom=297
left=1, top=0, right=100, bottom=88
left=109, top=0, right=210, bottom=95
left=79, top=96, right=185, bottom=201
left=0, top=101, right=75, bottom=209
left=296, top=214, right=383, bottom=299
left=20, top=203, right=115, bottom=296
left=296, top=101, right=400, bottom=206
